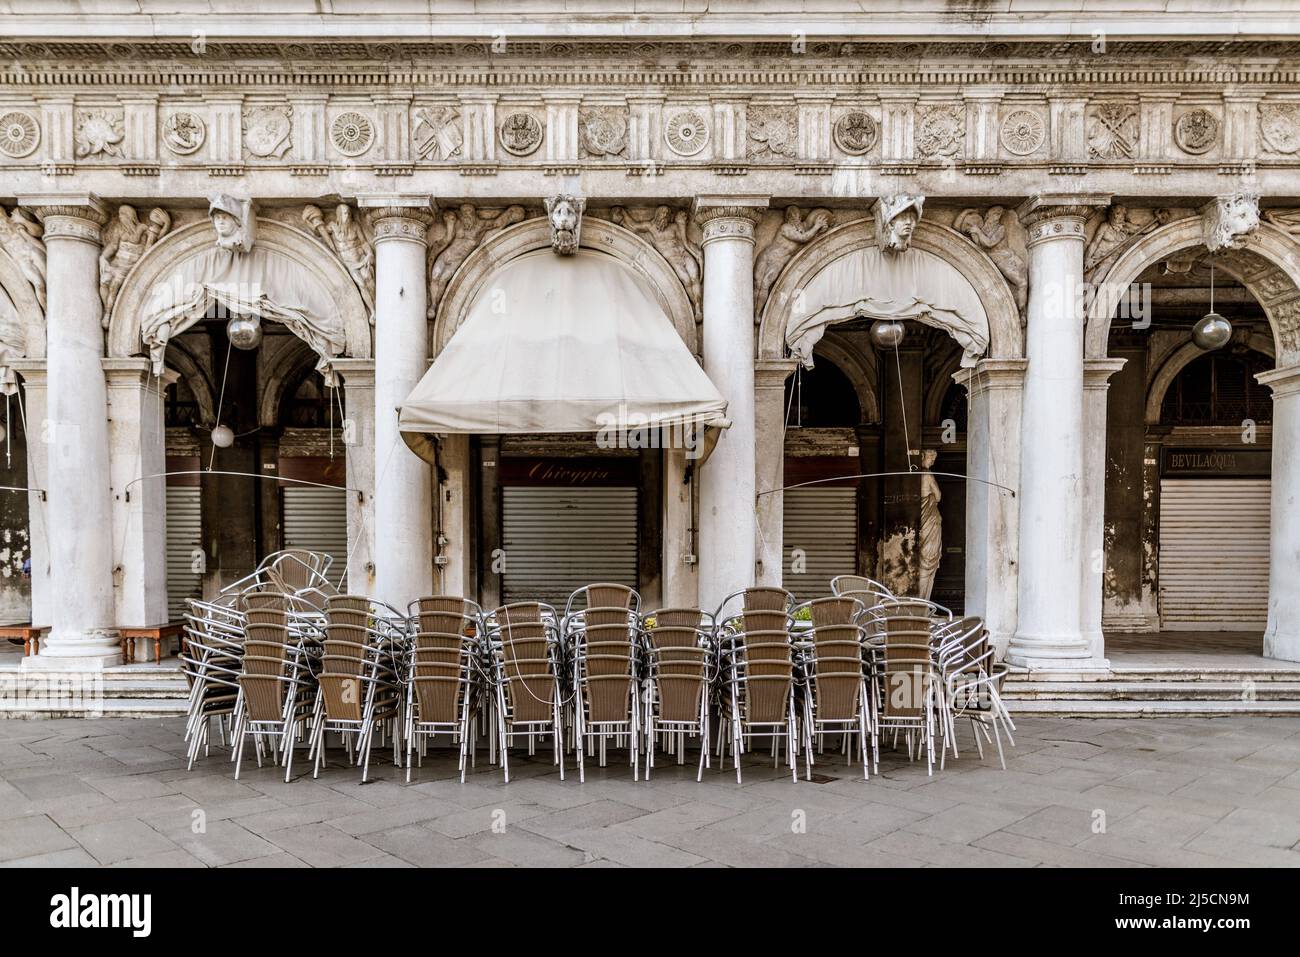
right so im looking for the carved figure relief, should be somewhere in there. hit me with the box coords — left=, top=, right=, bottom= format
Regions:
left=664, top=110, right=709, bottom=156
left=1260, top=103, right=1300, bottom=154
left=414, top=106, right=463, bottom=160
left=611, top=205, right=703, bottom=322
left=1087, top=103, right=1139, bottom=159
left=209, top=193, right=256, bottom=253
left=954, top=206, right=1027, bottom=318
left=426, top=205, right=527, bottom=318
left=330, top=111, right=375, bottom=157
left=499, top=112, right=543, bottom=156
left=0, top=206, right=46, bottom=312
left=832, top=111, right=877, bottom=156
left=916, top=105, right=963, bottom=158
left=1263, top=208, right=1300, bottom=236
left=303, top=203, right=375, bottom=315
left=753, top=206, right=832, bottom=318
left=545, top=194, right=585, bottom=255
left=0, top=111, right=40, bottom=158
left=162, top=111, right=206, bottom=155
left=1174, top=108, right=1220, bottom=155
left=243, top=105, right=292, bottom=159
left=579, top=107, right=628, bottom=158
left=875, top=194, right=925, bottom=254
left=75, top=109, right=124, bottom=158
left=1085, top=205, right=1172, bottom=280
left=1203, top=193, right=1260, bottom=252
left=99, top=204, right=172, bottom=319
left=999, top=109, right=1045, bottom=156
left=747, top=106, right=798, bottom=159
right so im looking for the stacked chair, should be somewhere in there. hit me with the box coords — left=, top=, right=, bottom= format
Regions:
left=179, top=553, right=1015, bottom=785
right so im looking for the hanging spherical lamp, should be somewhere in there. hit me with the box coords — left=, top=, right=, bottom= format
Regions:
left=869, top=318, right=906, bottom=350
left=226, top=315, right=263, bottom=351
left=210, top=424, right=235, bottom=448
left=1192, top=258, right=1232, bottom=351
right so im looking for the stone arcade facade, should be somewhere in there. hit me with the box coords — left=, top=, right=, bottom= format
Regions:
left=1, top=5, right=1300, bottom=672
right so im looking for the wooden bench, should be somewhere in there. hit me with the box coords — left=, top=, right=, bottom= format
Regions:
left=0, top=624, right=45, bottom=657
left=119, top=623, right=186, bottom=665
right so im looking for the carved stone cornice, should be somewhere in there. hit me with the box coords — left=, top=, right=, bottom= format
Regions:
left=358, top=195, right=434, bottom=244
left=19, top=193, right=109, bottom=244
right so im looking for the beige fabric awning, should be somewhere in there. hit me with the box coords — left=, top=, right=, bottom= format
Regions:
left=399, top=249, right=728, bottom=445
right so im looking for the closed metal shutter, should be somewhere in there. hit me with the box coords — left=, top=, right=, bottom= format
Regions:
left=282, top=486, right=349, bottom=589
left=165, top=486, right=203, bottom=621
left=783, top=487, right=858, bottom=601
left=1158, top=478, right=1270, bottom=629
left=500, top=486, right=638, bottom=607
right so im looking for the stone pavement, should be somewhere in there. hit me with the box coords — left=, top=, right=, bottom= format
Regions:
left=1, top=715, right=1299, bottom=867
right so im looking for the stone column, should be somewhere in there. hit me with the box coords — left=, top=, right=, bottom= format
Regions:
left=754, top=358, right=797, bottom=587
left=955, top=359, right=1026, bottom=659
left=1257, top=364, right=1300, bottom=662
left=661, top=447, right=697, bottom=608
left=104, top=358, right=172, bottom=636
left=436, top=433, right=474, bottom=599
left=330, top=358, right=376, bottom=597
left=20, top=195, right=120, bottom=668
left=1081, top=357, right=1127, bottom=658
left=694, top=196, right=767, bottom=615
left=10, top=360, right=50, bottom=628
left=1009, top=195, right=1108, bottom=670
left=359, top=198, right=435, bottom=611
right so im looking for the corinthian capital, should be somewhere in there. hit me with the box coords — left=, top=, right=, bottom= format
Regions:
left=693, top=194, right=768, bottom=244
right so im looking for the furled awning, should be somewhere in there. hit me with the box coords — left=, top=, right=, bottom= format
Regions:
left=399, top=249, right=728, bottom=456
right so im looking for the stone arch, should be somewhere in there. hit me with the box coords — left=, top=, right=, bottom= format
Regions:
left=257, top=337, right=321, bottom=429
left=809, top=331, right=880, bottom=424
left=924, top=349, right=968, bottom=427
left=758, top=217, right=1023, bottom=363
left=434, top=215, right=698, bottom=359
left=0, top=244, right=45, bottom=362
left=108, top=217, right=372, bottom=364
left=162, top=340, right=217, bottom=427
left=1145, top=333, right=1277, bottom=425
left=1086, top=218, right=1300, bottom=364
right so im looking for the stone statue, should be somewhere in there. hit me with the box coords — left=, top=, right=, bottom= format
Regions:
left=1203, top=193, right=1260, bottom=252
left=209, top=193, right=256, bottom=253
left=545, top=194, right=585, bottom=256
left=954, top=206, right=1027, bottom=318
left=99, top=204, right=172, bottom=319
left=303, top=203, right=375, bottom=315
left=918, top=449, right=942, bottom=601
left=426, top=204, right=527, bottom=319
left=753, top=206, right=832, bottom=319
left=0, top=206, right=46, bottom=312
left=611, top=205, right=703, bottom=321
left=874, top=194, right=924, bottom=253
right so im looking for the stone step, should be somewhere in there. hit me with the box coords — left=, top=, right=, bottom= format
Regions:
left=1008, top=699, right=1300, bottom=717
left=0, top=698, right=188, bottom=719
left=1004, top=680, right=1300, bottom=701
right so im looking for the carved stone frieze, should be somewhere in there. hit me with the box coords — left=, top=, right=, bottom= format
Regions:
left=1260, top=103, right=1300, bottom=154
left=426, top=204, right=527, bottom=318
left=579, top=106, right=628, bottom=158
left=999, top=109, right=1045, bottom=156
left=1087, top=103, right=1139, bottom=159
left=243, top=104, right=292, bottom=159
left=664, top=109, right=709, bottom=156
left=0, top=111, right=40, bottom=158
left=916, top=104, right=963, bottom=158
left=832, top=111, right=877, bottom=156
left=499, top=112, right=543, bottom=157
left=747, top=105, right=798, bottom=159
left=1174, top=108, right=1220, bottom=155
left=162, top=110, right=205, bottom=155
left=330, top=111, right=375, bottom=157
left=413, top=105, right=462, bottom=160
left=75, top=109, right=124, bottom=158
left=753, top=206, right=832, bottom=318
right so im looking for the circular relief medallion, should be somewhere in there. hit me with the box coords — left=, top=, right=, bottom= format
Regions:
left=0, top=111, right=40, bottom=158
left=1174, top=108, right=1220, bottom=155
left=499, top=112, right=543, bottom=156
left=1000, top=109, right=1046, bottom=156
left=1259, top=104, right=1300, bottom=155
left=331, top=111, right=375, bottom=157
left=162, top=111, right=206, bottom=155
left=833, top=111, right=878, bottom=155
left=664, top=110, right=710, bottom=156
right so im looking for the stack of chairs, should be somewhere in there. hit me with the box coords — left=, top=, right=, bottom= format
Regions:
left=489, top=601, right=566, bottom=782
left=642, top=608, right=715, bottom=781
left=566, top=584, right=642, bottom=782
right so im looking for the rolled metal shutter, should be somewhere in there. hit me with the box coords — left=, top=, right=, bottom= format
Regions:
left=281, top=487, right=349, bottom=589
left=165, top=486, right=203, bottom=621
left=782, top=487, right=858, bottom=601
left=1158, top=478, right=1270, bottom=630
left=500, top=486, right=638, bottom=607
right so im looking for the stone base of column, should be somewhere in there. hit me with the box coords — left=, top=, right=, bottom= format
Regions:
left=1007, top=633, right=1108, bottom=671
left=1264, top=630, right=1300, bottom=664
left=24, top=630, right=123, bottom=670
